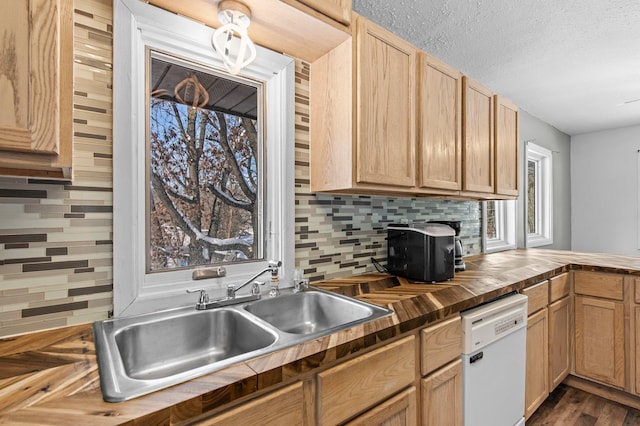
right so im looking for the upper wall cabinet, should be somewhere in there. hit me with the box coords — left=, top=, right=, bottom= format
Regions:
left=462, top=77, right=495, bottom=196
left=356, top=16, right=417, bottom=187
left=310, top=14, right=417, bottom=194
left=291, top=0, right=351, bottom=26
left=417, top=53, right=462, bottom=194
left=0, top=0, right=73, bottom=179
left=495, top=95, right=519, bottom=197
left=310, top=14, right=519, bottom=200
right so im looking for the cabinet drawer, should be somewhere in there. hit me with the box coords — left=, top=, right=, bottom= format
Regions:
left=574, top=271, right=623, bottom=301
left=521, top=281, right=549, bottom=315
left=421, top=316, right=462, bottom=376
left=318, top=336, right=416, bottom=425
left=198, top=382, right=305, bottom=425
left=345, top=386, right=417, bottom=426
left=549, top=273, right=570, bottom=302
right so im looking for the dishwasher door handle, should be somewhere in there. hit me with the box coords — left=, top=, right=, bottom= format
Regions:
left=469, top=351, right=484, bottom=364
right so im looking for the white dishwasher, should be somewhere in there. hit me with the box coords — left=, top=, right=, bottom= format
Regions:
left=461, top=293, right=528, bottom=426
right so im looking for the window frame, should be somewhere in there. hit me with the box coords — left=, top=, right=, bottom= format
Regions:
left=483, top=200, right=517, bottom=253
left=113, top=0, right=295, bottom=317
left=526, top=142, right=553, bottom=247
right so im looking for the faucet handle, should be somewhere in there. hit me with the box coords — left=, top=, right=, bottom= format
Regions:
left=186, top=288, right=209, bottom=304
left=251, top=281, right=265, bottom=296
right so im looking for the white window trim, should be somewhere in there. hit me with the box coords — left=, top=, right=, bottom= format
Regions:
left=113, top=0, right=295, bottom=317
left=483, top=200, right=517, bottom=253
left=526, top=143, right=553, bottom=247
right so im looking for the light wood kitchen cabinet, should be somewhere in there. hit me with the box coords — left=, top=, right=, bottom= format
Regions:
left=0, top=0, right=73, bottom=179
left=573, top=271, right=625, bottom=389
left=549, top=295, right=571, bottom=389
left=346, top=386, right=417, bottom=426
left=356, top=17, right=416, bottom=188
left=310, top=14, right=417, bottom=194
left=524, top=289, right=549, bottom=419
left=494, top=95, right=519, bottom=197
left=548, top=271, right=571, bottom=390
left=574, top=295, right=625, bottom=388
left=421, top=359, right=463, bottom=426
left=420, top=316, right=462, bottom=376
left=462, top=76, right=494, bottom=196
left=196, top=381, right=309, bottom=425
left=317, top=336, right=416, bottom=425
left=420, top=316, right=462, bottom=425
left=292, top=0, right=351, bottom=25
left=417, top=53, right=462, bottom=194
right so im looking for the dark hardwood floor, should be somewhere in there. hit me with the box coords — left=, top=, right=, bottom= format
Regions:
left=528, top=384, right=640, bottom=425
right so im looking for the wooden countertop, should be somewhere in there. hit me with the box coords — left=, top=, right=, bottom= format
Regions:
left=2, top=248, right=639, bottom=424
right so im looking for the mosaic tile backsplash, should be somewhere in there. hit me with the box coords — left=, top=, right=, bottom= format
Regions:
left=0, top=0, right=481, bottom=337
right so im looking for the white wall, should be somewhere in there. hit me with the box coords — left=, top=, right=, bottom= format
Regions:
left=571, top=125, right=640, bottom=255
left=517, top=111, right=572, bottom=250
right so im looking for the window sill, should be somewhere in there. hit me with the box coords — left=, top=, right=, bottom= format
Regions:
left=527, top=234, right=553, bottom=248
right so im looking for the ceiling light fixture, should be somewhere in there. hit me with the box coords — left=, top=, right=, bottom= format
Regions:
left=211, top=0, right=257, bottom=75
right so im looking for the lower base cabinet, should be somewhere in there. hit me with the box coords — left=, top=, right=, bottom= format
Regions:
left=575, top=295, right=625, bottom=388
left=421, top=359, right=463, bottom=426
left=525, top=307, right=549, bottom=419
left=345, top=386, right=417, bottom=426
left=196, top=381, right=307, bottom=425
left=318, top=336, right=416, bottom=425
left=548, top=296, right=571, bottom=389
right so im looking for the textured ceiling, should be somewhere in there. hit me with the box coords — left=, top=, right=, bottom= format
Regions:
left=353, top=0, right=640, bottom=136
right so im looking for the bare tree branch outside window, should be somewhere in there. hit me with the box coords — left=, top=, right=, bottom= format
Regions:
left=147, top=55, right=262, bottom=272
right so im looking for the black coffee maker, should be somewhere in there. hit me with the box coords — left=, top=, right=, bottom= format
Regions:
left=429, top=220, right=465, bottom=272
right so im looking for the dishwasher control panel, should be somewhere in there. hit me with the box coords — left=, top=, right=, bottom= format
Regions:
left=461, top=293, right=528, bottom=353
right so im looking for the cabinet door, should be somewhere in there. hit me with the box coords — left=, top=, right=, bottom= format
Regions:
left=462, top=77, right=494, bottom=194
left=0, top=0, right=73, bottom=179
left=525, top=307, right=548, bottom=419
left=420, top=316, right=462, bottom=376
left=318, top=336, right=415, bottom=425
left=417, top=53, right=462, bottom=192
left=421, top=359, right=463, bottom=426
left=575, top=295, right=625, bottom=388
left=548, top=296, right=571, bottom=390
left=295, top=0, right=351, bottom=25
left=355, top=16, right=416, bottom=188
left=197, top=381, right=307, bottom=425
left=494, top=95, right=519, bottom=197
left=345, top=386, right=417, bottom=426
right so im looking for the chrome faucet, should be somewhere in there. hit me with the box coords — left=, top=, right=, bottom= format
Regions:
left=229, top=260, right=281, bottom=298
left=186, top=260, right=281, bottom=310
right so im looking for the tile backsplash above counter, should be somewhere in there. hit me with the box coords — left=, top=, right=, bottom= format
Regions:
left=0, top=2, right=482, bottom=338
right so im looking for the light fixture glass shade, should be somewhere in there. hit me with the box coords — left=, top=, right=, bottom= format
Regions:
left=211, top=2, right=257, bottom=75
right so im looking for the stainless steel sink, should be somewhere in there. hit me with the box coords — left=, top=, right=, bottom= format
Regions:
left=114, top=309, right=277, bottom=380
left=93, top=288, right=392, bottom=402
left=243, top=290, right=380, bottom=335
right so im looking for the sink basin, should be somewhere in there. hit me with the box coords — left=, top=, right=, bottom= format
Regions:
left=93, top=307, right=277, bottom=402
left=115, top=309, right=277, bottom=380
left=244, top=291, right=381, bottom=335
left=93, top=288, right=392, bottom=402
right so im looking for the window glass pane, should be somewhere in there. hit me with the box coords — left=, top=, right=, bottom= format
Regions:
left=486, top=201, right=497, bottom=239
left=147, top=54, right=262, bottom=272
left=527, top=160, right=537, bottom=234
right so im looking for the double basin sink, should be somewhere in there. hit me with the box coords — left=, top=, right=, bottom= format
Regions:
left=93, top=288, right=393, bottom=402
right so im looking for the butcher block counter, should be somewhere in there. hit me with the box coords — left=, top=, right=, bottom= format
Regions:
left=2, top=248, right=640, bottom=425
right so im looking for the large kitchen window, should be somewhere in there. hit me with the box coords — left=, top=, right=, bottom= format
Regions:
left=483, top=200, right=516, bottom=252
left=526, top=142, right=553, bottom=247
left=148, top=54, right=263, bottom=272
left=113, top=0, right=294, bottom=316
